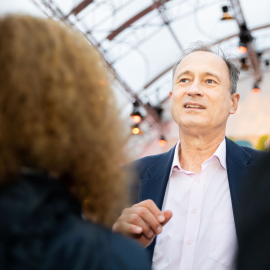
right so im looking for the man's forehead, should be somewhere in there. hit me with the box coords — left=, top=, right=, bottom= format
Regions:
left=182, top=51, right=226, bottom=65
left=175, top=51, right=229, bottom=77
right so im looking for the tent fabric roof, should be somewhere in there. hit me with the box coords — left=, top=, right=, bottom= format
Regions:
left=50, top=0, right=270, bottom=106
left=2, top=0, right=270, bottom=157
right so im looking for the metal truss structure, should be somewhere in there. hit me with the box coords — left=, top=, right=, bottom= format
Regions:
left=30, top=0, right=171, bottom=126
left=230, top=0, right=263, bottom=83
left=31, top=0, right=270, bottom=124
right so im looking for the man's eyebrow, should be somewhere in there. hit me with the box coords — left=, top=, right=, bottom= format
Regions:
left=203, top=72, right=221, bottom=81
left=175, top=70, right=193, bottom=82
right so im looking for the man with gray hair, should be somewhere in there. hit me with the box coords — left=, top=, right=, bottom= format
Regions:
left=113, top=42, right=264, bottom=270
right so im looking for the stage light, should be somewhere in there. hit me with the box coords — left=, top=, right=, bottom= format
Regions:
left=257, top=52, right=262, bottom=59
left=132, top=115, right=141, bottom=123
left=238, top=42, right=247, bottom=54
left=130, top=99, right=142, bottom=124
left=221, top=6, right=233, bottom=20
left=131, top=111, right=142, bottom=124
left=132, top=125, right=141, bottom=135
left=240, top=58, right=248, bottom=70
left=252, top=83, right=260, bottom=94
left=238, top=23, right=252, bottom=55
left=158, top=136, right=167, bottom=147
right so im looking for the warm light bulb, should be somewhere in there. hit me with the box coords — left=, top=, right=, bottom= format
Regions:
left=158, top=139, right=167, bottom=147
left=252, top=87, right=260, bottom=94
left=132, top=115, right=141, bottom=124
left=238, top=46, right=247, bottom=54
left=221, top=12, right=233, bottom=20
left=132, top=127, right=140, bottom=135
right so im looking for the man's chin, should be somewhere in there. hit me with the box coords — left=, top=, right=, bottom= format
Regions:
left=181, top=117, right=208, bottom=126
left=179, top=119, right=209, bottom=130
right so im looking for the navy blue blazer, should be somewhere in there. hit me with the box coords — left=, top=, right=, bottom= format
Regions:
left=130, top=137, right=266, bottom=259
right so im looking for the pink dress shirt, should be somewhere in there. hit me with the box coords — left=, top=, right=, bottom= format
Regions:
left=152, top=139, right=238, bottom=270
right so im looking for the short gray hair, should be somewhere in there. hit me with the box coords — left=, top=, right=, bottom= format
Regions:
left=172, top=41, right=240, bottom=94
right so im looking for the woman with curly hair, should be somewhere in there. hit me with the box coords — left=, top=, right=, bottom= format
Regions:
left=0, top=15, right=150, bottom=270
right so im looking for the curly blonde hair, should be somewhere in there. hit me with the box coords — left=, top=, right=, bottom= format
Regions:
left=0, top=15, right=128, bottom=227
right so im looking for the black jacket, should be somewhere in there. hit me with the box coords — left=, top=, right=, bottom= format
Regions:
left=237, top=152, right=270, bottom=270
left=0, top=172, right=151, bottom=270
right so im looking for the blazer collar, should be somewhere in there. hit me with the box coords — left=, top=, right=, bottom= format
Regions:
left=141, top=137, right=252, bottom=213
left=225, top=137, right=253, bottom=237
left=141, top=138, right=251, bottom=212
left=226, top=137, right=251, bottom=165
left=139, top=146, right=176, bottom=210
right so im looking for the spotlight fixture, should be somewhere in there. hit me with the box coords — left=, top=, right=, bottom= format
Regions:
left=257, top=52, right=263, bottom=59
left=131, top=111, right=142, bottom=124
left=239, top=23, right=253, bottom=43
left=252, top=83, right=260, bottom=94
left=238, top=23, right=252, bottom=54
left=158, top=136, right=167, bottom=147
left=221, top=6, right=233, bottom=20
left=265, top=59, right=269, bottom=66
left=130, top=99, right=142, bottom=124
left=131, top=124, right=141, bottom=135
left=238, top=42, right=247, bottom=54
left=240, top=58, right=248, bottom=70
left=153, top=105, right=163, bottom=121
left=132, top=99, right=140, bottom=108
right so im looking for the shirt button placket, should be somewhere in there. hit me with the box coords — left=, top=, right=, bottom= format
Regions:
left=180, top=175, right=204, bottom=270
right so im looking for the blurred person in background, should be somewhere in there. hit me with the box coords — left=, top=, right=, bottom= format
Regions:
left=113, top=42, right=266, bottom=270
left=237, top=152, right=270, bottom=270
left=0, top=15, right=150, bottom=270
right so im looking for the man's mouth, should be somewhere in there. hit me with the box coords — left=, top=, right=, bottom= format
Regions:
left=184, top=103, right=205, bottom=109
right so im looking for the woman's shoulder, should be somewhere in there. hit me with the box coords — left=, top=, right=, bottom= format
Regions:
left=43, top=215, right=151, bottom=270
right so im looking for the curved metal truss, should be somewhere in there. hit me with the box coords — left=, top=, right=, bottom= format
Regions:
left=31, top=0, right=270, bottom=123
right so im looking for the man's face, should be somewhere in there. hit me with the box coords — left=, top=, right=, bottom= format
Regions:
left=170, top=51, right=239, bottom=135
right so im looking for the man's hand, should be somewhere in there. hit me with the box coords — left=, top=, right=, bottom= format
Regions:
left=112, top=199, right=173, bottom=248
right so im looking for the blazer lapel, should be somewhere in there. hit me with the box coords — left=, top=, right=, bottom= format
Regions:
left=138, top=146, right=176, bottom=209
left=225, top=137, right=255, bottom=237
left=138, top=146, right=175, bottom=259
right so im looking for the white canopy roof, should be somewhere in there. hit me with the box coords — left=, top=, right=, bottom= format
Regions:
left=1, top=0, right=270, bottom=157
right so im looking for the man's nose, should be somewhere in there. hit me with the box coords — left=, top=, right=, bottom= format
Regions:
left=187, top=81, right=204, bottom=96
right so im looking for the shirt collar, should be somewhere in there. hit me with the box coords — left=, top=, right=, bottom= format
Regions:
left=169, top=141, right=182, bottom=176
left=213, top=138, right=227, bottom=170
left=169, top=138, right=227, bottom=176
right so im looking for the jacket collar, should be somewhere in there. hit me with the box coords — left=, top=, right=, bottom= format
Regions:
left=139, top=146, right=176, bottom=211
left=225, top=137, right=253, bottom=237
left=225, top=137, right=251, bottom=165
left=140, top=137, right=252, bottom=213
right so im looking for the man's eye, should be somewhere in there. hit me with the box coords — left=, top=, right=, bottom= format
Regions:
left=206, top=79, right=216, bottom=84
left=179, top=78, right=189, bottom=83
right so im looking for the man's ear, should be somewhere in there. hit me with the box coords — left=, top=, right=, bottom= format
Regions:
left=230, top=93, right=240, bottom=115
left=169, top=91, right=173, bottom=110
